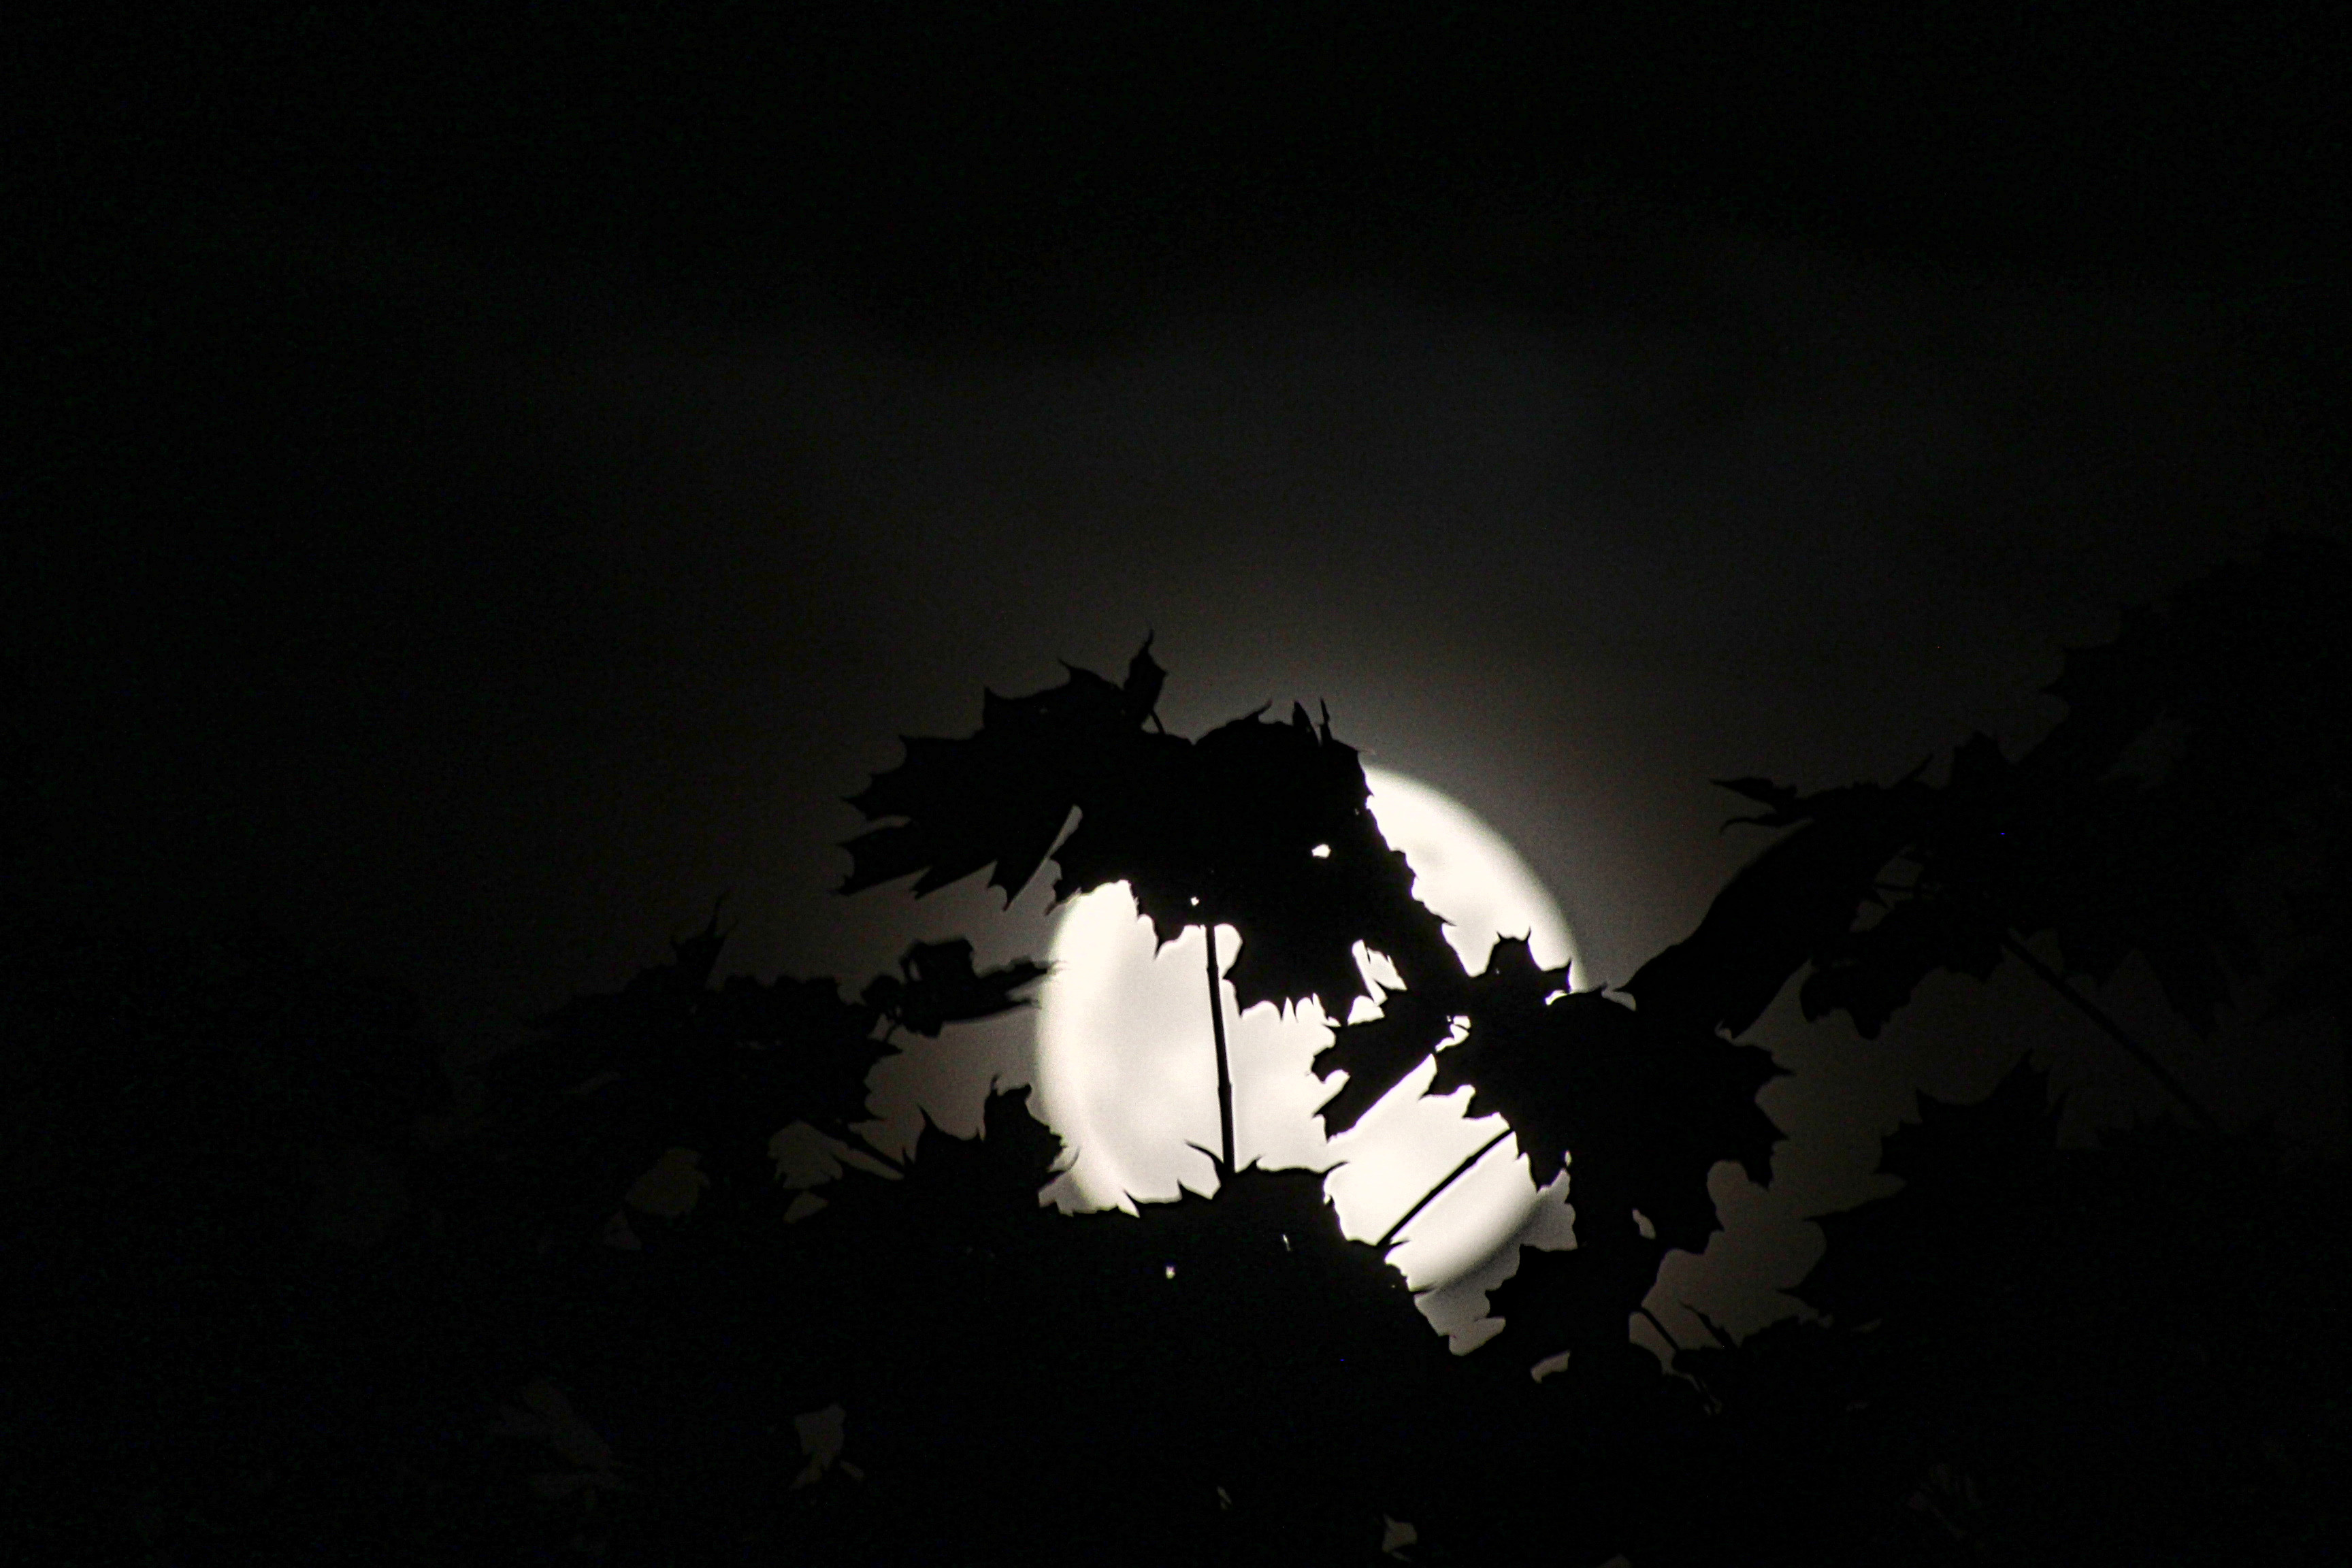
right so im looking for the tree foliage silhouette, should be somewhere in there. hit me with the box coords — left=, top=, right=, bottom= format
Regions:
left=22, top=534, right=2348, bottom=1564
left=1669, top=533, right=2352, bottom=1124
left=841, top=638, right=1459, bottom=1173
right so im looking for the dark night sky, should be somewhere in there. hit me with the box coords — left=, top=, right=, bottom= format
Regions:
left=13, top=5, right=2351, bottom=1325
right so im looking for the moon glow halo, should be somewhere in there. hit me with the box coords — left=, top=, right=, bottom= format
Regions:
left=1034, top=769, right=1578, bottom=1289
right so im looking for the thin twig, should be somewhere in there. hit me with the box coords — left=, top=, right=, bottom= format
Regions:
left=1998, top=930, right=2219, bottom=1133
left=1869, top=881, right=2221, bottom=1134
left=1377, top=1126, right=1514, bottom=1250
left=842, top=1130, right=909, bottom=1177
left=1680, top=1300, right=1737, bottom=1351
left=1636, top=1305, right=1684, bottom=1356
left=1205, top=924, right=1237, bottom=1176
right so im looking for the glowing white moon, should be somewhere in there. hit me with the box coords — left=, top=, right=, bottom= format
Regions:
left=1034, top=768, right=1580, bottom=1288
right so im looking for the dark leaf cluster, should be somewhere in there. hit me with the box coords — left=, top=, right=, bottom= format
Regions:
left=1582, top=534, right=2352, bottom=1119
left=843, top=640, right=1458, bottom=1018
left=500, top=912, right=1043, bottom=1226
left=21, top=536, right=2349, bottom=1563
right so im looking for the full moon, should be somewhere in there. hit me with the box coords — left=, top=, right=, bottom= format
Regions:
left=1034, top=768, right=1580, bottom=1290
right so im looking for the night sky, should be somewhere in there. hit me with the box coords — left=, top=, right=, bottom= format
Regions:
left=16, top=5, right=2351, bottom=1328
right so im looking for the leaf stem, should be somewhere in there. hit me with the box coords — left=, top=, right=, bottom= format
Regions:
left=1997, top=930, right=2219, bottom=1133
left=843, top=1130, right=909, bottom=1176
left=1635, top=1305, right=1684, bottom=1356
left=1205, top=923, right=1237, bottom=1177
left=1377, top=1126, right=1514, bottom=1250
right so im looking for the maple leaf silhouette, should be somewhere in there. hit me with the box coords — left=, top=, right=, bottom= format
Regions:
left=1754, top=533, right=2351, bottom=1109
left=1428, top=943, right=1783, bottom=1247
left=842, top=642, right=1467, bottom=1177
left=842, top=643, right=1456, bottom=1021
left=840, top=641, right=1169, bottom=902
left=1314, top=934, right=1565, bottom=1141
left=1623, top=776, right=1927, bottom=1039
left=1482, top=1228, right=1673, bottom=1387
left=1052, top=699, right=1459, bottom=1017
left=510, top=915, right=1044, bottom=1230
left=1312, top=983, right=1460, bottom=1137
left=1319, top=933, right=1780, bottom=1385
